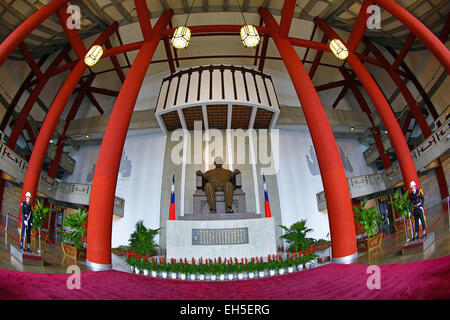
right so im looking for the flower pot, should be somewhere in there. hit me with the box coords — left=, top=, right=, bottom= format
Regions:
left=189, top=273, right=196, bottom=281
left=287, top=266, right=294, bottom=273
left=161, top=271, right=168, bottom=278
left=198, top=274, right=205, bottom=281
left=269, top=269, right=276, bottom=276
left=170, top=272, right=177, bottom=279
left=357, top=233, right=383, bottom=253
left=210, top=274, right=217, bottom=281
left=179, top=273, right=186, bottom=280
left=297, top=264, right=304, bottom=271
left=237, top=273, right=244, bottom=280
left=151, top=270, right=157, bottom=277
left=227, top=273, right=234, bottom=280
left=278, top=267, right=285, bottom=275
left=258, top=270, right=265, bottom=278
left=248, top=272, right=255, bottom=279
left=61, top=243, right=86, bottom=260
left=135, top=268, right=140, bottom=275
left=219, top=274, right=225, bottom=281
left=130, top=266, right=135, bottom=273
left=143, top=269, right=149, bottom=276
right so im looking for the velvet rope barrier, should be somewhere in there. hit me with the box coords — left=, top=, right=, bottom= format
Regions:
left=380, top=202, right=448, bottom=240
left=380, top=223, right=403, bottom=241
left=40, top=232, right=61, bottom=247
left=0, top=220, right=20, bottom=243
left=426, top=201, right=448, bottom=231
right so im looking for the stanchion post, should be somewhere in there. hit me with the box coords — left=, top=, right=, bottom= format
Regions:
left=4, top=213, right=8, bottom=243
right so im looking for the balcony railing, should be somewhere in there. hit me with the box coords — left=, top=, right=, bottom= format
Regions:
left=0, top=141, right=124, bottom=217
left=317, top=118, right=450, bottom=211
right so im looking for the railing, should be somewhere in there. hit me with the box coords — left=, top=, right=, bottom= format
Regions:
left=0, top=140, right=124, bottom=217
left=47, top=143, right=76, bottom=174
left=317, top=118, right=450, bottom=211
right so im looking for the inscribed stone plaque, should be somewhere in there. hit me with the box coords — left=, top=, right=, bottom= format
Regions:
left=192, top=227, right=249, bottom=245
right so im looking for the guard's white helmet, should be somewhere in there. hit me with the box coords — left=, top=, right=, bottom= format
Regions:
left=409, top=181, right=416, bottom=188
left=25, top=192, right=32, bottom=198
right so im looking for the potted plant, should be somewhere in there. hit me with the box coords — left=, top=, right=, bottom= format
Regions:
left=389, top=190, right=414, bottom=240
left=353, top=198, right=383, bottom=252
left=31, top=199, right=50, bottom=255
left=268, top=255, right=278, bottom=276
left=168, top=259, right=179, bottom=279
left=276, top=255, right=286, bottom=275
left=128, top=220, right=159, bottom=256
left=142, top=255, right=150, bottom=276
left=285, top=253, right=296, bottom=273
left=61, top=208, right=88, bottom=260
left=246, top=258, right=257, bottom=278
left=126, top=251, right=135, bottom=273
left=256, top=257, right=265, bottom=278
left=279, top=219, right=315, bottom=253
left=178, top=260, right=188, bottom=280
left=235, top=261, right=245, bottom=280
left=217, top=257, right=226, bottom=281
left=149, top=257, right=158, bottom=277
left=195, top=257, right=205, bottom=280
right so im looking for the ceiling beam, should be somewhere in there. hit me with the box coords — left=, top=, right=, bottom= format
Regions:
left=279, top=0, right=296, bottom=38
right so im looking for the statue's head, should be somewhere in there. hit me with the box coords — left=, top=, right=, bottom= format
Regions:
left=214, top=156, right=223, bottom=167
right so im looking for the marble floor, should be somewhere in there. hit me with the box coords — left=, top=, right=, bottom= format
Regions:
left=0, top=201, right=448, bottom=274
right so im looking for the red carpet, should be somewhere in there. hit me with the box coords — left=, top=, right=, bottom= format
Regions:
left=1, top=255, right=449, bottom=300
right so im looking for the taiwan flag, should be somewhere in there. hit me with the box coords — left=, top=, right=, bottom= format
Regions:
left=263, top=173, right=272, bottom=218
left=169, top=173, right=175, bottom=220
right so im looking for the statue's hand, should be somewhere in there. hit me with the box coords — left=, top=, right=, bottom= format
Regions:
left=196, top=170, right=203, bottom=176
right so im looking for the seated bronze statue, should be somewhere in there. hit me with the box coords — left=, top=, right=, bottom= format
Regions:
left=196, top=157, right=240, bottom=214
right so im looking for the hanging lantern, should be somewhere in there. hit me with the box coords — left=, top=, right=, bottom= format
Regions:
left=329, top=39, right=349, bottom=60
left=240, top=24, right=260, bottom=48
left=171, top=26, right=191, bottom=49
left=84, top=45, right=103, bottom=66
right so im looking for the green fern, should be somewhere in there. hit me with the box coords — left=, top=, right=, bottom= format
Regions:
left=353, top=198, right=382, bottom=238
left=279, top=219, right=314, bottom=252
left=32, top=199, right=50, bottom=230
left=128, top=220, right=160, bottom=255
left=62, top=208, right=88, bottom=249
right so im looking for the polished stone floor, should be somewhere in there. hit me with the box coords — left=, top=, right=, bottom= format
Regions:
left=0, top=201, right=448, bottom=274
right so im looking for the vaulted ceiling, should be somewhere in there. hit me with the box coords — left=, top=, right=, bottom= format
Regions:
left=1, top=0, right=449, bottom=60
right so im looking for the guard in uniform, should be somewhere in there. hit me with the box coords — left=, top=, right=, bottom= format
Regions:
left=409, top=181, right=427, bottom=240
left=20, top=192, right=33, bottom=252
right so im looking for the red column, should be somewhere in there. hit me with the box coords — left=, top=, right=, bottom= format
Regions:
left=19, top=23, right=118, bottom=226
left=7, top=46, right=72, bottom=149
left=7, top=80, right=47, bottom=149
left=315, top=17, right=420, bottom=190
left=375, top=0, right=450, bottom=73
left=259, top=8, right=357, bottom=263
left=47, top=74, right=96, bottom=178
left=86, top=10, right=173, bottom=269
left=0, top=0, right=69, bottom=67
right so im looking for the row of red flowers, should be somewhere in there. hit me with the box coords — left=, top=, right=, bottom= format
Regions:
left=122, top=249, right=318, bottom=274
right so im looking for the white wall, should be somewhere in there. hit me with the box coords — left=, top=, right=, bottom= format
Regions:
left=276, top=129, right=377, bottom=242
left=64, top=129, right=166, bottom=248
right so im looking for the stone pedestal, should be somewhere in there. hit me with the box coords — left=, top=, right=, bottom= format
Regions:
left=166, top=217, right=277, bottom=261
left=401, top=232, right=435, bottom=255
left=10, top=244, right=43, bottom=266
